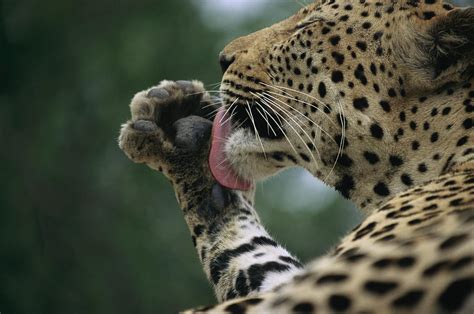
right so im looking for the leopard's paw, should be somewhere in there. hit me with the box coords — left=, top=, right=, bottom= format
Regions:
left=119, top=80, right=217, bottom=173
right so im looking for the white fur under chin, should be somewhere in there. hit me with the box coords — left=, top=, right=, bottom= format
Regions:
left=225, top=128, right=291, bottom=183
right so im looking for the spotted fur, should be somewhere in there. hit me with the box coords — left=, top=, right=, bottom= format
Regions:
left=119, top=0, right=473, bottom=313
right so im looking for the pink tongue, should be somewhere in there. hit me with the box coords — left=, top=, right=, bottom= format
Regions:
left=209, top=108, right=252, bottom=191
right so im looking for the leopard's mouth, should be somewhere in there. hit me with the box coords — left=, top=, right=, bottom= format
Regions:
left=209, top=107, right=253, bottom=191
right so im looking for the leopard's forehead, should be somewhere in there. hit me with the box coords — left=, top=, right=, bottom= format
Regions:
left=220, top=0, right=457, bottom=109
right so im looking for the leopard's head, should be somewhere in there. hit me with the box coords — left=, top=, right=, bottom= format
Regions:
left=210, top=0, right=474, bottom=209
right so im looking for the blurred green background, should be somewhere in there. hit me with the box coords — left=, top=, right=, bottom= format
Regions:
left=0, top=0, right=469, bottom=313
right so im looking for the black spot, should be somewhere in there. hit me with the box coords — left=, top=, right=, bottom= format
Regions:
left=338, top=154, right=353, bottom=167
left=279, top=256, right=303, bottom=268
left=364, top=151, right=380, bottom=164
left=388, top=88, right=397, bottom=97
left=335, top=175, right=355, bottom=198
left=354, top=222, right=376, bottom=240
left=399, top=205, right=413, bottom=212
left=210, top=243, right=256, bottom=284
left=450, top=256, right=473, bottom=270
left=354, top=64, right=368, bottom=85
left=271, top=152, right=285, bottom=162
left=389, top=155, right=404, bottom=167
left=373, top=83, right=380, bottom=93
left=248, top=262, right=291, bottom=290
left=235, top=270, right=249, bottom=297
left=322, top=27, right=331, bottom=35
left=392, top=290, right=424, bottom=308
left=329, top=35, right=341, bottom=46
left=418, top=163, right=427, bottom=173
left=331, top=51, right=345, bottom=65
left=318, top=82, right=327, bottom=98
left=442, top=107, right=451, bottom=115
left=245, top=298, right=263, bottom=305
left=370, top=123, right=384, bottom=139
left=430, top=132, right=439, bottom=143
left=353, top=97, right=369, bottom=111
left=438, top=277, right=474, bottom=312
left=379, top=100, right=391, bottom=112
left=362, top=22, right=372, bottom=29
left=370, top=223, right=398, bottom=238
left=399, top=111, right=406, bottom=122
left=364, top=280, right=398, bottom=295
left=328, top=294, right=351, bottom=312
left=374, top=182, right=390, bottom=196
left=194, top=225, right=205, bottom=237
left=373, top=31, right=383, bottom=41
left=463, top=118, right=473, bottom=129
left=316, top=273, right=348, bottom=285
left=340, top=15, right=349, bottom=21
left=397, top=256, right=416, bottom=268
left=372, top=258, right=393, bottom=269
left=252, top=236, right=278, bottom=247
left=356, top=41, right=367, bottom=51
left=225, top=302, right=245, bottom=314
left=332, top=71, right=344, bottom=83
left=457, top=136, right=468, bottom=146
left=412, top=141, right=420, bottom=150
left=439, top=234, right=468, bottom=250
left=300, top=153, right=311, bottom=162
left=292, top=302, right=315, bottom=313
left=423, top=11, right=436, bottom=20
left=423, top=204, right=438, bottom=211
left=345, top=253, right=367, bottom=263
left=423, top=260, right=450, bottom=277
left=401, top=174, right=413, bottom=186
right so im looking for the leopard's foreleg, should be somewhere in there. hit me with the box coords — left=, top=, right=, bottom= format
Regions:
left=119, top=80, right=303, bottom=301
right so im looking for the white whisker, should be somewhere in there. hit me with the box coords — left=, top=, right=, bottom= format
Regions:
left=261, top=91, right=338, bottom=145
left=259, top=95, right=318, bottom=166
left=219, top=98, right=239, bottom=124
left=246, top=101, right=267, bottom=160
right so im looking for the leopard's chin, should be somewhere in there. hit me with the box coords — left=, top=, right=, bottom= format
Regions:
left=224, top=127, right=292, bottom=184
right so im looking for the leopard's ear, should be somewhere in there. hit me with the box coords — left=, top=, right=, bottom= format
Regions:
left=422, top=7, right=474, bottom=79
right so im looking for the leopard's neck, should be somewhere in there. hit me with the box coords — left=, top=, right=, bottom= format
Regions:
left=320, top=80, right=473, bottom=212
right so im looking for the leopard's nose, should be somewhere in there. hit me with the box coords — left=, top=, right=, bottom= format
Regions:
left=219, top=52, right=235, bottom=73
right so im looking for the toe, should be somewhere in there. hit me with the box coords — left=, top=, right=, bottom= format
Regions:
left=176, top=80, right=195, bottom=92
left=132, top=120, right=158, bottom=133
left=147, top=87, right=170, bottom=99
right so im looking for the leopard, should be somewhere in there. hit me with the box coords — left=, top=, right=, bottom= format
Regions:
left=118, top=0, right=474, bottom=313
